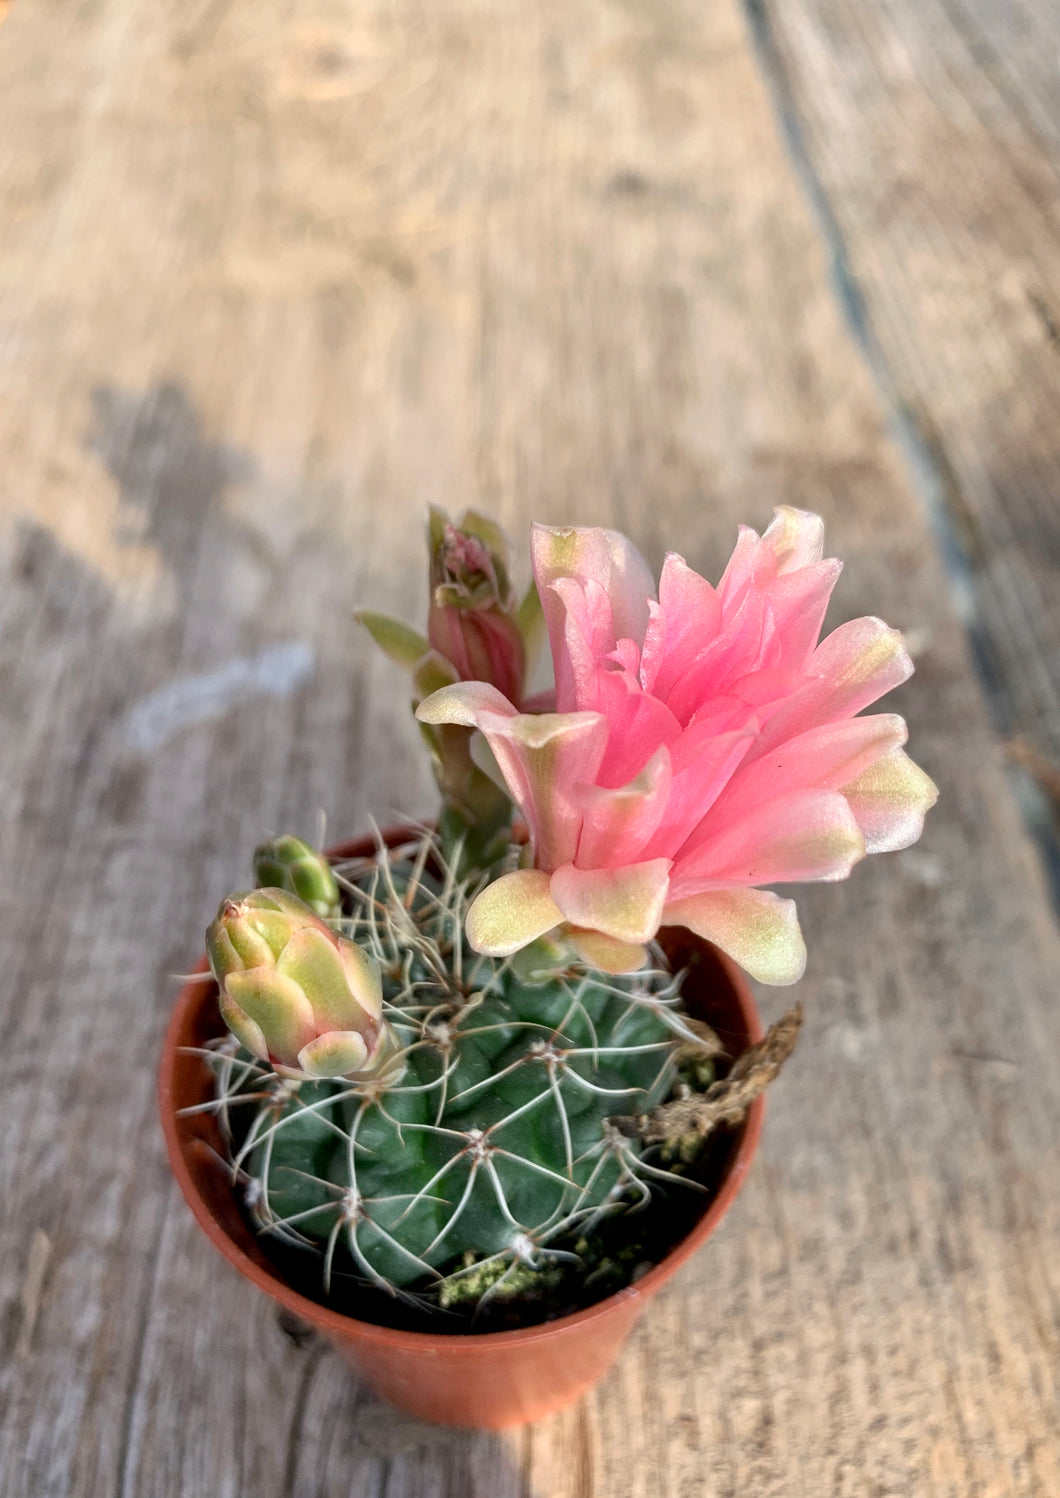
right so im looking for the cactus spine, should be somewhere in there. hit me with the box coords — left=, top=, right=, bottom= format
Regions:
left=208, top=833, right=703, bottom=1307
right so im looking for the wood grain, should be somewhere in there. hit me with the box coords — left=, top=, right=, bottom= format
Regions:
left=748, top=0, right=1060, bottom=864
left=0, top=0, right=1057, bottom=1494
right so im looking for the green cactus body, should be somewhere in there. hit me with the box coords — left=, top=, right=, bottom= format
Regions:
left=213, top=836, right=695, bottom=1305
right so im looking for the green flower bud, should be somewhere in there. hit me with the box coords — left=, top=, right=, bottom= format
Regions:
left=252, top=835, right=341, bottom=919
left=206, top=889, right=399, bottom=1081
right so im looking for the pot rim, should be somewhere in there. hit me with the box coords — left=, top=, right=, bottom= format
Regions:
left=159, top=831, right=764, bottom=1351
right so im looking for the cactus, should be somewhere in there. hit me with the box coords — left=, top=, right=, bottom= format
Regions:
left=208, top=833, right=705, bottom=1308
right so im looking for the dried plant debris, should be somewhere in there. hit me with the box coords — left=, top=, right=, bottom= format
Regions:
left=670, top=1016, right=726, bottom=1066
left=618, top=1005, right=803, bottom=1149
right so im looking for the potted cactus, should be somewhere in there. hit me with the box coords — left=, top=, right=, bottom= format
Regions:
left=160, top=508, right=937, bottom=1427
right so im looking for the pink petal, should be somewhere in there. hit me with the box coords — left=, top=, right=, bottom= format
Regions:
left=662, top=584, right=769, bottom=724
left=592, top=667, right=682, bottom=788
left=716, top=524, right=761, bottom=607
left=707, top=714, right=910, bottom=832
left=476, top=709, right=608, bottom=869
left=841, top=747, right=939, bottom=853
left=803, top=614, right=915, bottom=715
left=682, top=695, right=763, bottom=737
left=609, top=637, right=642, bottom=677
left=550, top=859, right=673, bottom=945
left=553, top=576, right=617, bottom=713
left=575, top=746, right=673, bottom=867
left=532, top=524, right=655, bottom=709
left=670, top=788, right=866, bottom=891
left=760, top=506, right=825, bottom=574
left=645, top=554, right=722, bottom=700
left=642, top=725, right=755, bottom=858
left=638, top=600, right=667, bottom=694
left=417, top=683, right=606, bottom=868
left=663, top=887, right=807, bottom=986
left=723, top=667, right=802, bottom=711
left=752, top=616, right=914, bottom=754
left=763, top=558, right=843, bottom=670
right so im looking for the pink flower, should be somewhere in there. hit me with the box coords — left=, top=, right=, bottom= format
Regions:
left=417, top=511, right=937, bottom=981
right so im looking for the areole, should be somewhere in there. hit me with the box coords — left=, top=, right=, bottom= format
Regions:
left=159, top=830, right=765, bottom=1428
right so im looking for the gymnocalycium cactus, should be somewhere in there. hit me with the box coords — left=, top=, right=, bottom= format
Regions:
left=208, top=833, right=698, bottom=1305
left=195, top=507, right=935, bottom=1314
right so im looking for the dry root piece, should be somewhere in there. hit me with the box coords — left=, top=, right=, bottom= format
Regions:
left=623, top=1004, right=803, bottom=1146
left=671, top=1016, right=725, bottom=1067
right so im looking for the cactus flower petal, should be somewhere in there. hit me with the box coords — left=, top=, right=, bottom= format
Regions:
left=840, top=746, right=939, bottom=853
left=573, top=748, right=673, bottom=868
left=297, top=1030, right=370, bottom=1079
left=755, top=617, right=913, bottom=756
left=707, top=714, right=910, bottom=822
left=449, top=511, right=935, bottom=981
left=671, top=789, right=866, bottom=892
left=276, top=927, right=366, bottom=1032
left=418, top=685, right=607, bottom=868
left=663, top=888, right=807, bottom=986
left=217, top=993, right=269, bottom=1060
left=531, top=523, right=656, bottom=710
left=414, top=679, right=516, bottom=728
left=761, top=504, right=825, bottom=571
left=208, top=924, right=251, bottom=977
left=338, top=939, right=384, bottom=1022
left=224, top=969, right=318, bottom=1060
left=465, top=869, right=564, bottom=955
left=214, top=915, right=276, bottom=974
left=549, top=859, right=673, bottom=946
left=568, top=930, right=650, bottom=974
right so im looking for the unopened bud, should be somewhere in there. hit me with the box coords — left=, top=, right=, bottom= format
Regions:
left=252, top=835, right=341, bottom=919
left=427, top=508, right=526, bottom=704
left=206, top=889, right=399, bottom=1081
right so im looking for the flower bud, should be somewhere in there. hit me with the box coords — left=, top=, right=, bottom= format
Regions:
left=206, top=889, right=398, bottom=1080
left=252, top=835, right=341, bottom=919
left=427, top=508, right=526, bottom=705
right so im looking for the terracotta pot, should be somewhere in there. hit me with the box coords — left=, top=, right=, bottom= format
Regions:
left=159, top=831, right=764, bottom=1429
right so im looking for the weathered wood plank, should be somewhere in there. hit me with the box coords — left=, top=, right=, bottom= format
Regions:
left=0, top=1, right=1058, bottom=1495
left=748, top=0, right=1060, bottom=814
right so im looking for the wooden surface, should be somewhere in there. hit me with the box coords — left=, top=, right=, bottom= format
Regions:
left=747, top=0, right=1060, bottom=875
left=1, top=1, right=1058, bottom=1495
